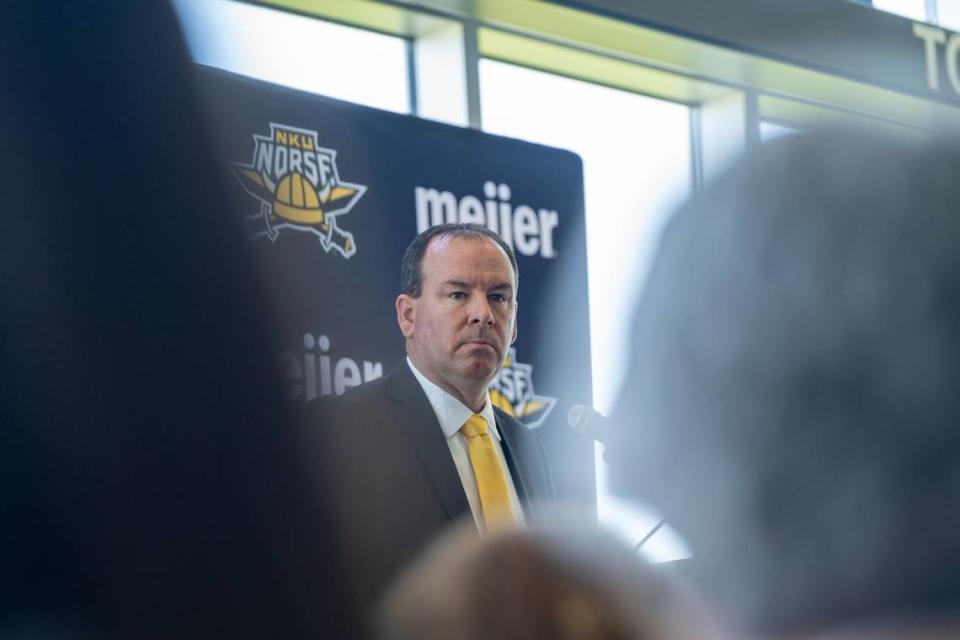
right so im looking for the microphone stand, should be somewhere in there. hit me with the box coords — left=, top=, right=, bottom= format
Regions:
left=634, top=519, right=665, bottom=553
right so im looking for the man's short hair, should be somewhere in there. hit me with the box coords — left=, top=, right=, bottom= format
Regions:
left=400, top=223, right=519, bottom=298
left=610, top=127, right=960, bottom=635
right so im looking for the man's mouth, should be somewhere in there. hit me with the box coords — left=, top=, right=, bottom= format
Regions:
left=462, top=339, right=496, bottom=350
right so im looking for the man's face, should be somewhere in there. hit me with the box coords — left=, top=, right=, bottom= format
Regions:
left=397, top=235, right=518, bottom=396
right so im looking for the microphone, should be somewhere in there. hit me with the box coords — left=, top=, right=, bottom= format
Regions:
left=568, top=405, right=665, bottom=552
left=567, top=404, right=610, bottom=443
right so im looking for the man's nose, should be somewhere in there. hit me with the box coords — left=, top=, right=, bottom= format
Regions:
left=468, top=294, right=494, bottom=325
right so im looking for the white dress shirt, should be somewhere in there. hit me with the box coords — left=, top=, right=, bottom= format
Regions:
left=407, top=357, right=525, bottom=529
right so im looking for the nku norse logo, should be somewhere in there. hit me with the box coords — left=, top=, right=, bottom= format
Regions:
left=231, top=123, right=366, bottom=258
left=489, top=348, right=557, bottom=430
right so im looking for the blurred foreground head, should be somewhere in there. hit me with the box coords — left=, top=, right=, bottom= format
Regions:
left=0, top=2, right=337, bottom=637
left=610, top=127, right=960, bottom=636
left=379, top=522, right=716, bottom=640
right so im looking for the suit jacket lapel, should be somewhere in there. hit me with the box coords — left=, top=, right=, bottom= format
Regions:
left=386, top=362, right=471, bottom=522
left=496, top=411, right=533, bottom=504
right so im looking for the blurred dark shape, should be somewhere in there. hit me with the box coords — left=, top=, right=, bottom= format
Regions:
left=378, top=521, right=718, bottom=640
left=609, top=127, right=960, bottom=636
left=0, top=2, right=339, bottom=637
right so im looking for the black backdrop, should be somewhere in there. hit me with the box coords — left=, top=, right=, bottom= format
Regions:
left=199, top=66, right=595, bottom=505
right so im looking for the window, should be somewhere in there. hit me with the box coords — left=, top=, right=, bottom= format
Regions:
left=937, top=0, right=960, bottom=30
left=871, top=0, right=927, bottom=21
left=480, top=59, right=693, bottom=561
left=173, top=0, right=409, bottom=113
left=866, top=0, right=960, bottom=28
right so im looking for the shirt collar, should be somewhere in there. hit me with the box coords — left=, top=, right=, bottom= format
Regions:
left=407, top=357, right=500, bottom=441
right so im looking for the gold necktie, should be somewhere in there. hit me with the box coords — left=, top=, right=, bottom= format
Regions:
left=461, top=414, right=514, bottom=529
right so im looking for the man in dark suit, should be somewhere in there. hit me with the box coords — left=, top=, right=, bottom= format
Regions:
left=317, top=223, right=555, bottom=632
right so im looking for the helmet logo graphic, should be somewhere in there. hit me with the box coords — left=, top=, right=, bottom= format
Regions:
left=231, top=123, right=366, bottom=258
left=489, top=348, right=557, bottom=430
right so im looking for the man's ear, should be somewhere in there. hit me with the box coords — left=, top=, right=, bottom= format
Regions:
left=510, top=301, right=518, bottom=344
left=396, top=294, right=417, bottom=339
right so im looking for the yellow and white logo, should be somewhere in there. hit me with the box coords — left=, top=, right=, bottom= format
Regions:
left=489, top=348, right=557, bottom=430
left=231, top=123, right=366, bottom=258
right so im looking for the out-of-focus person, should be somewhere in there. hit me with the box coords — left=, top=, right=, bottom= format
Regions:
left=608, top=127, right=960, bottom=639
left=0, top=2, right=340, bottom=637
left=378, top=521, right=720, bottom=640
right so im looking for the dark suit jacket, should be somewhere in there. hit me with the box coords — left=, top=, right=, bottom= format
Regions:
left=312, top=360, right=555, bottom=629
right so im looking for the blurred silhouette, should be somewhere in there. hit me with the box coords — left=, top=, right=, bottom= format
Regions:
left=378, top=521, right=718, bottom=640
left=0, top=2, right=340, bottom=637
left=609, top=127, right=960, bottom=638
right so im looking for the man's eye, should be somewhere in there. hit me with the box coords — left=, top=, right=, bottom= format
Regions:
left=489, top=293, right=507, bottom=303
left=449, top=291, right=467, bottom=299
